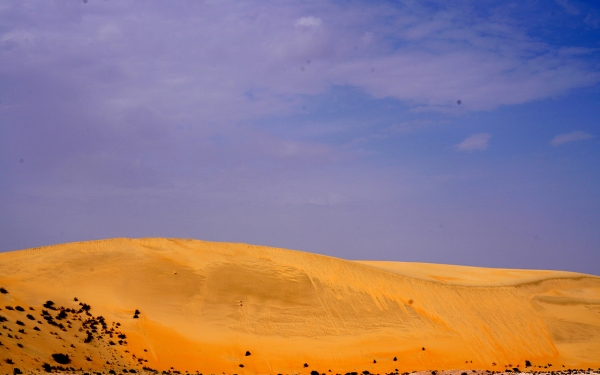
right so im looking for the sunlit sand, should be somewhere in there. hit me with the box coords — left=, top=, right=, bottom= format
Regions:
left=1, top=238, right=599, bottom=374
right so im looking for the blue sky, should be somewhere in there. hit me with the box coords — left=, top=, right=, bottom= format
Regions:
left=1, top=0, right=599, bottom=275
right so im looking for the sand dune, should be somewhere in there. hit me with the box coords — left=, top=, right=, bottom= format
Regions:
left=0, top=238, right=599, bottom=374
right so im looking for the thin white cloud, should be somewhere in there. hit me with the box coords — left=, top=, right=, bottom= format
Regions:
left=556, top=0, right=580, bottom=15
left=295, top=16, right=322, bottom=28
left=550, top=131, right=595, bottom=146
left=454, top=133, right=491, bottom=152
left=584, top=12, right=600, bottom=28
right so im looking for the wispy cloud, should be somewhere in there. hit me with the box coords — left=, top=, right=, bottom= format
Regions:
left=295, top=16, right=322, bottom=28
left=556, top=0, right=580, bottom=15
left=550, top=131, right=595, bottom=146
left=454, top=133, right=491, bottom=152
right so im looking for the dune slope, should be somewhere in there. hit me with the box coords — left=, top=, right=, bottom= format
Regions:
left=0, top=238, right=599, bottom=374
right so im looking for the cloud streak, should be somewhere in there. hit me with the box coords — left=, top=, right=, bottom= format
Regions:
left=550, top=131, right=595, bottom=146
left=454, top=133, right=491, bottom=152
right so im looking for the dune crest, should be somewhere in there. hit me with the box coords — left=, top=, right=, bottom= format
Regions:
left=1, top=238, right=599, bottom=374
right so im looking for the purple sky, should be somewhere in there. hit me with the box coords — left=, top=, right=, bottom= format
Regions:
left=1, top=0, right=600, bottom=275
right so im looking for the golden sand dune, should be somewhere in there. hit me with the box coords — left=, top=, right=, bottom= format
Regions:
left=0, top=238, right=599, bottom=374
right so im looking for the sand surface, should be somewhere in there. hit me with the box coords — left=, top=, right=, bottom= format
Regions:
left=1, top=238, right=599, bottom=374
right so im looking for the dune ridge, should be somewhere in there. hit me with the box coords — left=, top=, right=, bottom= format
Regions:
left=0, top=238, right=599, bottom=374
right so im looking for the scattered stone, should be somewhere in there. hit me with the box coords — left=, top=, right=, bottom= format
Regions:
left=51, top=353, right=71, bottom=364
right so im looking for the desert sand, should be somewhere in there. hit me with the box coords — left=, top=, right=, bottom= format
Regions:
left=0, top=238, right=599, bottom=375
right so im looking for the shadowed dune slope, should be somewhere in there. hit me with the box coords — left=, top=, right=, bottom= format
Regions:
left=1, top=238, right=599, bottom=374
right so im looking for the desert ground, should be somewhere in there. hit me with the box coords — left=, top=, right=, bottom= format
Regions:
left=0, top=238, right=599, bottom=375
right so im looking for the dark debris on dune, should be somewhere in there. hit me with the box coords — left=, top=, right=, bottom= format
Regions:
left=3, top=293, right=600, bottom=375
